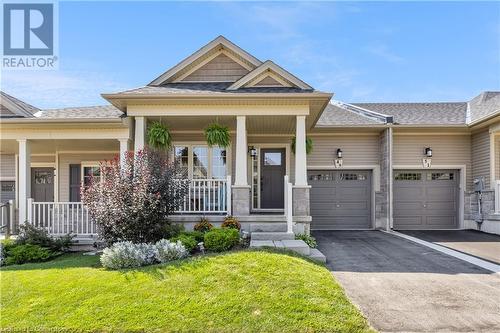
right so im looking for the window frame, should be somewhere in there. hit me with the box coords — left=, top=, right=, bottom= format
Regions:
left=81, top=162, right=102, bottom=186
left=171, top=143, right=231, bottom=180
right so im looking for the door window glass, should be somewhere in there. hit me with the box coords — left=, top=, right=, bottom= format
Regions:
left=340, top=173, right=367, bottom=181
left=394, top=172, right=422, bottom=181
left=34, top=171, right=53, bottom=184
left=428, top=172, right=454, bottom=181
left=264, top=152, right=282, bottom=166
left=174, top=146, right=189, bottom=177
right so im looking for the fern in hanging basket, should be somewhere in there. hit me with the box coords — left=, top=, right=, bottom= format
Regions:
left=205, top=123, right=231, bottom=147
left=147, top=121, right=172, bottom=150
left=291, top=136, right=313, bottom=155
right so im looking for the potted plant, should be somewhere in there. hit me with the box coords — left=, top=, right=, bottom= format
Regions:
left=291, top=136, right=313, bottom=154
left=147, top=121, right=172, bottom=150
left=204, top=123, right=231, bottom=148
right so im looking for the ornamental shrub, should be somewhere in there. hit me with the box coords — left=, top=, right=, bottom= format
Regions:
left=170, top=234, right=198, bottom=253
left=181, top=231, right=204, bottom=243
left=221, top=216, right=241, bottom=231
left=193, top=218, right=213, bottom=233
left=295, top=233, right=317, bottom=248
left=100, top=241, right=158, bottom=269
left=82, top=149, right=189, bottom=245
left=204, top=228, right=240, bottom=252
left=16, top=224, right=73, bottom=252
left=4, top=244, right=52, bottom=265
left=155, top=239, right=188, bottom=262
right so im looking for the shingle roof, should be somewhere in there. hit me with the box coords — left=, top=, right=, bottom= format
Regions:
left=353, top=102, right=468, bottom=125
left=0, top=91, right=39, bottom=118
left=316, top=103, right=385, bottom=126
left=108, top=82, right=316, bottom=96
left=469, top=92, right=500, bottom=123
left=37, top=105, right=123, bottom=119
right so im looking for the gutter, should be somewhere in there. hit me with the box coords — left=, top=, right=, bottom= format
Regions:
left=331, top=100, right=394, bottom=124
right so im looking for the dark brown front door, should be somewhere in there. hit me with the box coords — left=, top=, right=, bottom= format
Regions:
left=260, top=148, right=285, bottom=209
left=31, top=168, right=54, bottom=202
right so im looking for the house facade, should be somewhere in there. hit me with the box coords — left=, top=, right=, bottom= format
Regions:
left=1, top=36, right=500, bottom=238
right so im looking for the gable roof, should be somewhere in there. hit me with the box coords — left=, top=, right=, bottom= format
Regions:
left=0, top=91, right=39, bottom=118
left=317, top=103, right=387, bottom=126
left=468, top=91, right=500, bottom=124
left=149, top=36, right=262, bottom=86
left=227, top=60, right=313, bottom=90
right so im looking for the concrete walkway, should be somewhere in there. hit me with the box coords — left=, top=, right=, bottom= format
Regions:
left=399, top=229, right=500, bottom=265
left=313, top=230, right=500, bottom=333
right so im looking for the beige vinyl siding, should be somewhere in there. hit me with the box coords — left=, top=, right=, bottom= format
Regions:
left=0, top=154, right=16, bottom=179
left=471, top=130, right=490, bottom=188
left=247, top=136, right=295, bottom=183
left=496, top=137, right=500, bottom=182
left=307, top=135, right=380, bottom=167
left=181, top=54, right=249, bottom=82
left=58, top=153, right=117, bottom=201
left=31, top=155, right=55, bottom=163
left=393, top=134, right=472, bottom=189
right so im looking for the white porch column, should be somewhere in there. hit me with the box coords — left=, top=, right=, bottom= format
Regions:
left=294, top=115, right=308, bottom=186
left=119, top=139, right=130, bottom=168
left=17, top=139, right=31, bottom=224
left=134, top=116, right=146, bottom=152
left=234, top=116, right=248, bottom=186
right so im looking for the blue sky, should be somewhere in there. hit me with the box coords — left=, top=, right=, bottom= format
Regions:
left=2, top=1, right=499, bottom=108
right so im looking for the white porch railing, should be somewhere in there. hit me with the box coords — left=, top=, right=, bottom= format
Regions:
left=176, top=176, right=231, bottom=214
left=28, top=199, right=96, bottom=236
left=284, top=175, right=293, bottom=233
left=495, top=180, right=500, bottom=213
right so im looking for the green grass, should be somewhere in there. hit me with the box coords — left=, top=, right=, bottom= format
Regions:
left=1, top=250, right=373, bottom=333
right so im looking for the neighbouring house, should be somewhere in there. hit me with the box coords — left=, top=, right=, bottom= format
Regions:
left=1, top=36, right=500, bottom=240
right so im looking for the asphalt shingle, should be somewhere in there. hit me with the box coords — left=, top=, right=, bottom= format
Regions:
left=37, top=105, right=123, bottom=119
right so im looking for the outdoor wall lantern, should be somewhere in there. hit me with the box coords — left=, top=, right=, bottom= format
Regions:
left=424, top=147, right=433, bottom=158
left=334, top=148, right=343, bottom=168
left=336, top=148, right=343, bottom=159
left=248, top=146, right=257, bottom=157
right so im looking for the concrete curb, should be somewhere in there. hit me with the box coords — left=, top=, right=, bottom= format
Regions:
left=383, top=230, right=500, bottom=273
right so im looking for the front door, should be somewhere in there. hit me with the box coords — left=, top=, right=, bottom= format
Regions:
left=260, top=148, right=285, bottom=209
left=31, top=168, right=55, bottom=202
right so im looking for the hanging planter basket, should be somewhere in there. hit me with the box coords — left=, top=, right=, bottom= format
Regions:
left=291, top=136, right=313, bottom=155
left=205, top=123, right=231, bottom=148
left=147, top=121, right=172, bottom=150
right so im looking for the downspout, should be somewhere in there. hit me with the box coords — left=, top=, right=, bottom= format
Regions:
left=388, top=126, right=394, bottom=230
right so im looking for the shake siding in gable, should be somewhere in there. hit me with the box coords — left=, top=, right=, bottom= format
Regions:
left=393, top=134, right=472, bottom=190
left=471, top=129, right=490, bottom=188
left=181, top=54, right=249, bottom=82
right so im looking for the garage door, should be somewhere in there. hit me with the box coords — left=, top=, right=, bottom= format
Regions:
left=393, top=170, right=458, bottom=229
left=309, top=170, right=372, bottom=230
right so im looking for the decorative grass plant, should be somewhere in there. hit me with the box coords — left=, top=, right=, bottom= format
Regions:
left=291, top=136, right=313, bottom=154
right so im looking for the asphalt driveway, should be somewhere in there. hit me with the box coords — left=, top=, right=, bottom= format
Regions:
left=399, top=229, right=500, bottom=265
left=313, top=230, right=500, bottom=333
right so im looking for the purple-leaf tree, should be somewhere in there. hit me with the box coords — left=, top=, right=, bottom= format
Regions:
left=82, top=149, right=189, bottom=244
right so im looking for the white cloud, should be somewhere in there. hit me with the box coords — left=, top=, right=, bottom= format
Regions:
left=365, top=43, right=404, bottom=64
left=1, top=68, right=127, bottom=109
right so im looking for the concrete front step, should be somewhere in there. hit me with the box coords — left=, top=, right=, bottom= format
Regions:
left=250, top=223, right=287, bottom=232
left=249, top=239, right=326, bottom=262
left=251, top=232, right=295, bottom=241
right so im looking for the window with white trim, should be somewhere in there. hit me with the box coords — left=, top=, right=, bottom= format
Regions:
left=173, top=145, right=228, bottom=179
left=82, top=165, right=101, bottom=186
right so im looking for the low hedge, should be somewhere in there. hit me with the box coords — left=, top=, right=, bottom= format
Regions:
left=204, top=228, right=240, bottom=252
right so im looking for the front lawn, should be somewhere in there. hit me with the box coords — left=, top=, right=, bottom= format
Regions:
left=1, top=250, right=373, bottom=332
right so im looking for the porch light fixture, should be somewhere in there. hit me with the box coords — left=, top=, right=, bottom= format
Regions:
left=424, top=147, right=433, bottom=158
left=336, top=148, right=343, bottom=159
left=248, top=146, right=257, bottom=157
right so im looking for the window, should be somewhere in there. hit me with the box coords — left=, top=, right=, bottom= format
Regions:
left=0, top=181, right=15, bottom=202
left=174, top=146, right=189, bottom=177
left=428, top=172, right=454, bottom=181
left=394, top=172, right=422, bottom=181
left=1, top=181, right=15, bottom=192
left=340, top=173, right=367, bottom=181
left=173, top=145, right=228, bottom=179
left=34, top=170, right=53, bottom=184
left=264, top=152, right=282, bottom=166
left=82, top=165, right=101, bottom=186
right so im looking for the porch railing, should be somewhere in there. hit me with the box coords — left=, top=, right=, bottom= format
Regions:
left=28, top=199, right=96, bottom=237
left=0, top=200, right=16, bottom=236
left=175, top=176, right=231, bottom=214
